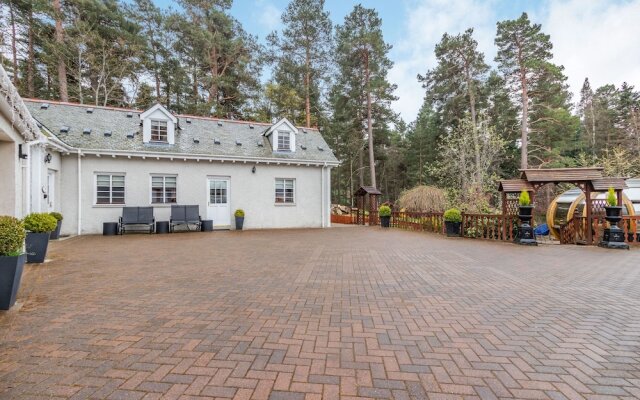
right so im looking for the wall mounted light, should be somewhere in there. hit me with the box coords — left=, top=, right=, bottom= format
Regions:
left=252, top=165, right=256, bottom=174
left=44, top=153, right=52, bottom=164
left=18, top=144, right=28, bottom=159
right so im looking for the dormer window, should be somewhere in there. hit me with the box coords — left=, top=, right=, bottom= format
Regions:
left=277, top=131, right=291, bottom=151
left=141, top=104, right=177, bottom=145
left=151, top=120, right=168, bottom=142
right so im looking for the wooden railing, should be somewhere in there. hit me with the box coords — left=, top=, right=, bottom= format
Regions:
left=461, top=214, right=519, bottom=241
left=559, top=215, right=640, bottom=245
left=334, top=208, right=640, bottom=246
left=390, top=212, right=444, bottom=233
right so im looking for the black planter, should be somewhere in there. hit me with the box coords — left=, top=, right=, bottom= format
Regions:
left=380, top=215, right=390, bottom=228
left=26, top=232, right=51, bottom=263
left=0, top=254, right=26, bottom=310
left=445, top=221, right=461, bottom=237
left=50, top=220, right=62, bottom=240
left=235, top=216, right=244, bottom=230
left=599, top=206, right=629, bottom=250
left=516, top=205, right=537, bottom=246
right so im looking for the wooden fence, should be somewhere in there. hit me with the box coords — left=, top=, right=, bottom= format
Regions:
left=560, top=215, right=640, bottom=245
left=332, top=211, right=520, bottom=243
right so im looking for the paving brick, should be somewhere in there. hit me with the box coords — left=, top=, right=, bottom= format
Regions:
left=0, top=229, right=638, bottom=400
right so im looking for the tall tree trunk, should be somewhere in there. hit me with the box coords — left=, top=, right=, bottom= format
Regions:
left=209, top=46, right=218, bottom=107
left=53, top=0, right=68, bottom=101
left=27, top=8, right=34, bottom=97
left=365, top=52, right=376, bottom=188
left=358, top=146, right=364, bottom=188
left=153, top=50, right=161, bottom=99
left=464, top=63, right=481, bottom=184
left=9, top=0, right=18, bottom=87
left=516, top=40, right=529, bottom=169
left=305, top=47, right=311, bottom=128
left=590, top=104, right=596, bottom=154
left=520, top=79, right=528, bottom=169
left=77, top=47, right=83, bottom=104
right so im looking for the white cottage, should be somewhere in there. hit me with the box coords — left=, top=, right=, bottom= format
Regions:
left=14, top=98, right=337, bottom=236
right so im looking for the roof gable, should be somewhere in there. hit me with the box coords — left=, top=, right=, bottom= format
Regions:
left=140, top=103, right=177, bottom=123
left=264, top=118, right=299, bottom=137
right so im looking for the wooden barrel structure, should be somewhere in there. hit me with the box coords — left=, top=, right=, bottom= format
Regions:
left=546, top=180, right=640, bottom=240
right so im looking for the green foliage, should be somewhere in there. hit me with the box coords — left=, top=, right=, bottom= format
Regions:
left=49, top=212, right=63, bottom=221
left=444, top=208, right=462, bottom=223
left=267, top=0, right=333, bottom=126
left=0, top=216, right=26, bottom=257
left=234, top=209, right=245, bottom=218
left=518, top=190, right=531, bottom=206
left=378, top=205, right=391, bottom=217
left=606, top=187, right=618, bottom=207
left=23, top=213, right=58, bottom=233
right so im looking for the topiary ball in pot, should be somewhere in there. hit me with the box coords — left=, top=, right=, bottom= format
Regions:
left=234, top=209, right=245, bottom=230
left=49, top=212, right=63, bottom=240
left=378, top=205, right=392, bottom=228
left=24, top=213, right=57, bottom=263
left=444, top=208, right=462, bottom=237
left=0, top=216, right=27, bottom=310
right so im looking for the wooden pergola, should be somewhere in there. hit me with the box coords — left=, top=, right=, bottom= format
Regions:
left=354, top=186, right=382, bottom=226
left=499, top=167, right=627, bottom=244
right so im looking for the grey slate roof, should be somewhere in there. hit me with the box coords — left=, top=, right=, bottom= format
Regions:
left=24, top=100, right=338, bottom=164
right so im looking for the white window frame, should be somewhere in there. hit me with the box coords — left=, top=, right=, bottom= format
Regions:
left=277, top=130, right=291, bottom=151
left=150, top=120, right=168, bottom=142
left=275, top=178, right=295, bottom=205
left=150, top=174, right=177, bottom=205
left=94, top=173, right=126, bottom=206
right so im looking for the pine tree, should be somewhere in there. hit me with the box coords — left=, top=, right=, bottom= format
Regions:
left=267, top=0, right=333, bottom=127
left=495, top=12, right=553, bottom=169
left=578, top=78, right=596, bottom=154
left=405, top=100, right=440, bottom=186
left=419, top=28, right=489, bottom=184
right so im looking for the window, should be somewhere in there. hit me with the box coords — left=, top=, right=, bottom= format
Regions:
left=275, top=178, right=295, bottom=204
left=96, top=174, right=125, bottom=205
left=150, top=120, right=168, bottom=142
left=277, top=131, right=291, bottom=151
left=209, top=180, right=228, bottom=204
left=151, top=175, right=177, bottom=204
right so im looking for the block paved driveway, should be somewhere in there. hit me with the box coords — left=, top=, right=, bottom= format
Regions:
left=1, top=227, right=640, bottom=400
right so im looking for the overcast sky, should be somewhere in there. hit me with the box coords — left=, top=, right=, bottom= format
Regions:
left=157, top=0, right=640, bottom=123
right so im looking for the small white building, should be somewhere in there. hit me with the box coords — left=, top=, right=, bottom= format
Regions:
left=1, top=88, right=338, bottom=235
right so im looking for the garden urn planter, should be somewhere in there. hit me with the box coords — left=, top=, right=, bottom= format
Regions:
left=599, top=206, right=629, bottom=250
left=26, top=232, right=51, bottom=263
left=235, top=216, right=244, bottom=230
left=516, top=205, right=537, bottom=246
left=380, top=215, right=390, bottom=228
left=50, top=220, right=62, bottom=240
left=0, top=254, right=26, bottom=310
left=445, top=221, right=461, bottom=237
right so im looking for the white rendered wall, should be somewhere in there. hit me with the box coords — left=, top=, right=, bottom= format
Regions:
left=58, top=155, right=329, bottom=235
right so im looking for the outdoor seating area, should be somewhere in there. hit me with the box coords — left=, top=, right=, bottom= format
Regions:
left=111, top=205, right=211, bottom=235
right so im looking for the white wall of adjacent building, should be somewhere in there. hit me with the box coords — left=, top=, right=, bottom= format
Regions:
left=58, top=154, right=332, bottom=235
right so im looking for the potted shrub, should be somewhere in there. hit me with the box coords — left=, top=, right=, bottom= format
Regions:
left=0, top=216, right=26, bottom=310
left=516, top=190, right=537, bottom=245
left=24, top=212, right=58, bottom=263
left=599, top=187, right=629, bottom=249
left=379, top=205, right=391, bottom=228
left=0, top=216, right=27, bottom=310
left=234, top=209, right=245, bottom=230
left=49, top=212, right=63, bottom=240
left=444, top=208, right=462, bottom=237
